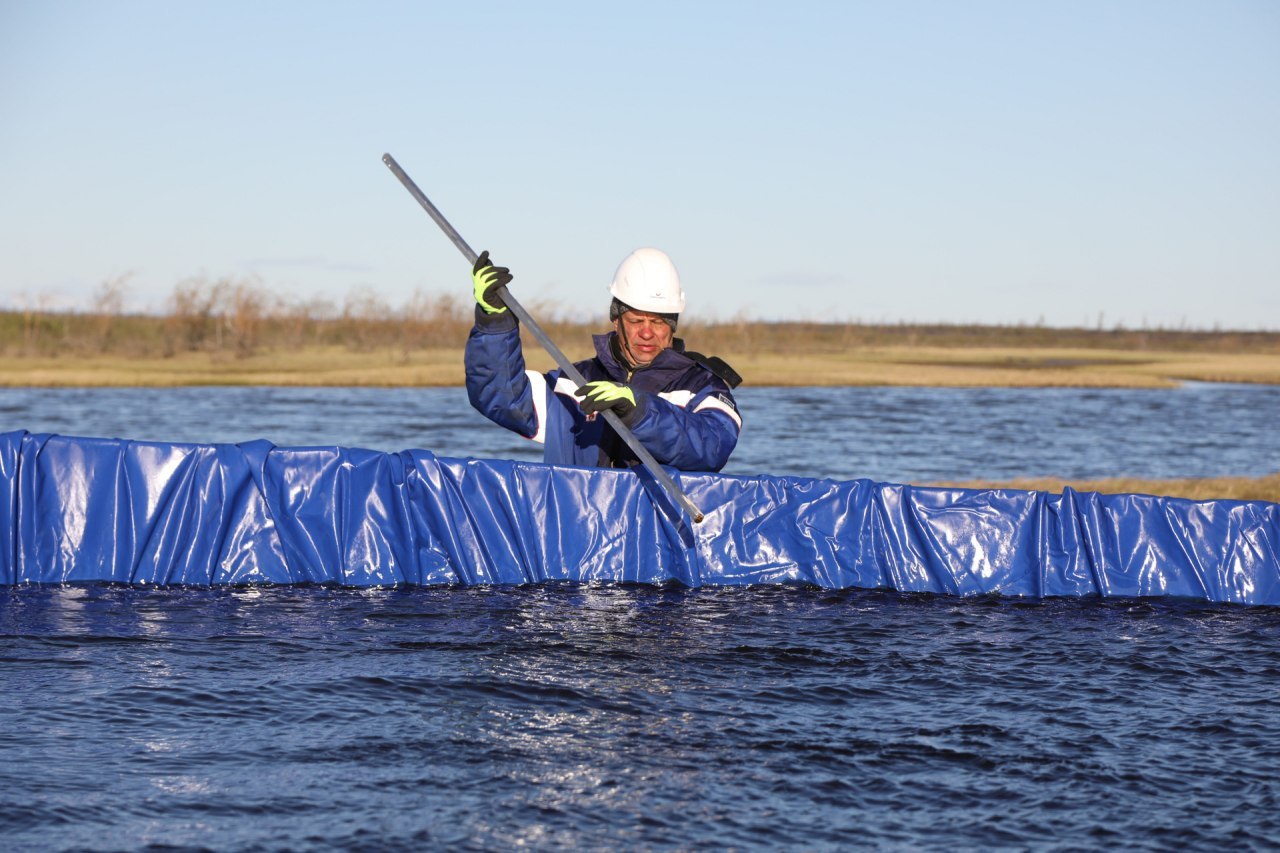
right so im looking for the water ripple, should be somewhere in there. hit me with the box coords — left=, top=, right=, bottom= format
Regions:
left=5, top=586, right=1275, bottom=849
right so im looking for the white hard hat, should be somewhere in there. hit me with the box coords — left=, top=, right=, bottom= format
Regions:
left=608, top=248, right=685, bottom=314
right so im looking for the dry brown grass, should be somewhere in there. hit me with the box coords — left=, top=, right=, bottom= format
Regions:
left=5, top=339, right=1279, bottom=389
left=1, top=347, right=468, bottom=387
left=714, top=347, right=1280, bottom=387
left=933, top=472, right=1280, bottom=503
left=3, top=279, right=1278, bottom=388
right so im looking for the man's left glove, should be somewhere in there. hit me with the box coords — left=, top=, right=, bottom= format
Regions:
left=575, top=380, right=643, bottom=424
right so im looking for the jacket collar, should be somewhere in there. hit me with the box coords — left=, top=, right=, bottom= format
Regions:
left=592, top=332, right=692, bottom=382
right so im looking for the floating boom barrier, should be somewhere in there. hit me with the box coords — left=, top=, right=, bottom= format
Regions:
left=1, top=430, right=1277, bottom=605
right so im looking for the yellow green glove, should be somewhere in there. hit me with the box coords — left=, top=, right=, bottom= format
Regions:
left=472, top=250, right=512, bottom=314
left=575, top=380, right=639, bottom=420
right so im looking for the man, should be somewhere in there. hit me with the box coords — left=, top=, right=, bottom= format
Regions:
left=464, top=247, right=742, bottom=472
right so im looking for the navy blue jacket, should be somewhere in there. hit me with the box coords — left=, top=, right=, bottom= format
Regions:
left=465, top=310, right=741, bottom=471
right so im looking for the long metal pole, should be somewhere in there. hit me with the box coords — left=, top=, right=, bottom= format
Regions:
left=382, top=153, right=704, bottom=524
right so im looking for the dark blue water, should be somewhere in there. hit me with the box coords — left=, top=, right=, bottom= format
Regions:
left=1, top=385, right=1279, bottom=850
left=2, top=586, right=1277, bottom=851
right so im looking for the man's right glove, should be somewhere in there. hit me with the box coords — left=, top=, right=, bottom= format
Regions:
left=575, top=380, right=642, bottom=424
left=472, top=250, right=513, bottom=314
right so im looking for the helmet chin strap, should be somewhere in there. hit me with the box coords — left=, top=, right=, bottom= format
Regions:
left=614, top=320, right=646, bottom=368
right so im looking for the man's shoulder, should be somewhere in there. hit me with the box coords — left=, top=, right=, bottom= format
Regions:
left=679, top=351, right=742, bottom=389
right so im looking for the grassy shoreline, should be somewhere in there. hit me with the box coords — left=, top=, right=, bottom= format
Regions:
left=3, top=342, right=1279, bottom=388
left=4, top=301, right=1278, bottom=387
left=932, top=473, right=1280, bottom=503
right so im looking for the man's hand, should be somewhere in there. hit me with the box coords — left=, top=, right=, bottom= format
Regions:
left=472, top=250, right=513, bottom=314
left=575, top=380, right=640, bottom=421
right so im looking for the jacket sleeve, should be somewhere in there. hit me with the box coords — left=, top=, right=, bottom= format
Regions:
left=464, top=309, right=540, bottom=439
left=625, top=381, right=742, bottom=472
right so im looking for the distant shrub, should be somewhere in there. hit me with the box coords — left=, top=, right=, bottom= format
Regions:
left=2, top=276, right=1278, bottom=361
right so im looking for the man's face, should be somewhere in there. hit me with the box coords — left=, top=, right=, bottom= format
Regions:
left=615, top=309, right=674, bottom=368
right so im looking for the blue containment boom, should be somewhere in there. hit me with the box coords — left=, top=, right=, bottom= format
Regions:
left=1, top=430, right=1278, bottom=604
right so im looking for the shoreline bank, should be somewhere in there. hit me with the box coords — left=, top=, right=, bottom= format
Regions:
left=931, top=473, right=1280, bottom=504
left=3, top=343, right=1279, bottom=388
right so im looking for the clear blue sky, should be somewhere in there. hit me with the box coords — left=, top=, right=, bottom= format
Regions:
left=2, top=0, right=1277, bottom=329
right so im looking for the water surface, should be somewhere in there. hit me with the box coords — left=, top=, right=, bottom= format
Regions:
left=2, top=382, right=1276, bottom=482
left=1, top=384, right=1278, bottom=850
left=1, top=586, right=1277, bottom=851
